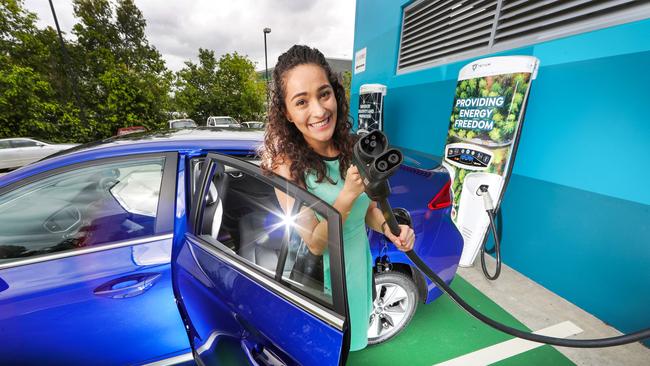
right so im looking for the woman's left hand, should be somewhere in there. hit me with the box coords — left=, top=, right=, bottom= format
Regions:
left=383, top=224, right=415, bottom=252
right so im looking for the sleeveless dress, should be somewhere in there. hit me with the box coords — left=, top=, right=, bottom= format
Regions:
left=305, top=157, right=373, bottom=351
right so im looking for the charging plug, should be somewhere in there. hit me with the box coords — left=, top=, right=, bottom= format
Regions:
left=477, top=184, right=494, bottom=211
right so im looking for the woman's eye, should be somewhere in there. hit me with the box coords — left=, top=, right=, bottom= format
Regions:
left=320, top=90, right=331, bottom=99
left=296, top=100, right=306, bottom=107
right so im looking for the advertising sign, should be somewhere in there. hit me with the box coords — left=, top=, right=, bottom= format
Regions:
left=443, top=56, right=539, bottom=266
left=358, top=84, right=387, bottom=133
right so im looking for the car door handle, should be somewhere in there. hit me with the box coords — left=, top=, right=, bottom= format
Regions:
left=241, top=339, right=286, bottom=366
left=93, top=273, right=161, bottom=299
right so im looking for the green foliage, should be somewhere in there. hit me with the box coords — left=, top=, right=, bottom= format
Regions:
left=448, top=72, right=531, bottom=144
left=1, top=0, right=263, bottom=142
left=173, top=49, right=265, bottom=124
left=70, top=0, right=171, bottom=140
left=341, top=70, right=351, bottom=103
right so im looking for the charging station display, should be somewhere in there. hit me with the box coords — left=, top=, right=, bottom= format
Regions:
left=443, top=56, right=539, bottom=267
left=358, top=84, right=387, bottom=132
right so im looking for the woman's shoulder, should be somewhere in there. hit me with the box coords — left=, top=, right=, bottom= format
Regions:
left=269, top=154, right=295, bottom=181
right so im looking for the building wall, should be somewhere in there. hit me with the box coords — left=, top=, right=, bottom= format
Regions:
left=351, top=0, right=650, bottom=338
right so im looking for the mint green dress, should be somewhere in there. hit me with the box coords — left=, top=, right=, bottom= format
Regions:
left=305, top=157, right=373, bottom=351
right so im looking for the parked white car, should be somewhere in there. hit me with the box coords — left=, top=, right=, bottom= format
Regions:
left=0, top=138, right=78, bottom=170
left=206, top=116, right=241, bottom=128
left=241, top=121, right=265, bottom=129
left=168, top=119, right=197, bottom=129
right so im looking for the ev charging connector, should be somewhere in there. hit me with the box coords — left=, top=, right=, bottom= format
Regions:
left=477, top=185, right=501, bottom=279
left=352, top=130, right=403, bottom=235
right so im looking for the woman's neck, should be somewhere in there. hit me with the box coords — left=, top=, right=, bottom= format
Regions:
left=307, top=139, right=339, bottom=158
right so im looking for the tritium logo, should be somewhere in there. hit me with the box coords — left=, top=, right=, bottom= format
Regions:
left=472, top=62, right=491, bottom=71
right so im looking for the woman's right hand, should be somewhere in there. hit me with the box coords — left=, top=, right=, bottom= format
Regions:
left=342, top=164, right=365, bottom=200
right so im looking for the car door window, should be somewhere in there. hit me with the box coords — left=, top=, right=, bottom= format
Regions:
left=0, top=141, right=11, bottom=149
left=11, top=139, right=39, bottom=148
left=0, top=157, right=166, bottom=263
left=194, top=158, right=335, bottom=307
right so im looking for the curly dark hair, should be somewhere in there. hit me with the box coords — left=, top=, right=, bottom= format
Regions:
left=261, top=45, right=356, bottom=187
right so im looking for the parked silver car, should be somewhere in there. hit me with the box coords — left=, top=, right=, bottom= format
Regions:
left=206, top=116, right=242, bottom=128
left=0, top=138, right=78, bottom=170
left=242, top=121, right=265, bottom=129
left=168, top=119, right=197, bottom=129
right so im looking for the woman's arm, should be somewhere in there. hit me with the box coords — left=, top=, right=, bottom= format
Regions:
left=365, top=201, right=416, bottom=252
left=365, top=201, right=386, bottom=233
left=272, top=162, right=364, bottom=255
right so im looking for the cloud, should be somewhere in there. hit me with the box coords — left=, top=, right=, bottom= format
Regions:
left=24, top=0, right=356, bottom=72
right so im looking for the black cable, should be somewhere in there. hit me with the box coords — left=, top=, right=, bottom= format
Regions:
left=484, top=209, right=502, bottom=255
left=405, top=250, right=650, bottom=347
left=480, top=209, right=501, bottom=280
left=382, top=204, right=650, bottom=347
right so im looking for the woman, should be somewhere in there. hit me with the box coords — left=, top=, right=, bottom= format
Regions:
left=261, top=45, right=415, bottom=351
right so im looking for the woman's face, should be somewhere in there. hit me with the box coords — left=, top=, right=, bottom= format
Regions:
left=283, top=63, right=338, bottom=148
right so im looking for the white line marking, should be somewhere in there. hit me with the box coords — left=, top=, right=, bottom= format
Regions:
left=434, top=321, right=583, bottom=366
left=141, top=352, right=193, bottom=366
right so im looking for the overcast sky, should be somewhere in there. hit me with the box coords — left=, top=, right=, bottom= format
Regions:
left=24, top=0, right=357, bottom=72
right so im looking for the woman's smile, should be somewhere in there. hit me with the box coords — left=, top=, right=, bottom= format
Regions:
left=309, top=114, right=332, bottom=131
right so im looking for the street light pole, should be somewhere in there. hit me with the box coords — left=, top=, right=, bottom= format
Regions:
left=263, top=27, right=271, bottom=114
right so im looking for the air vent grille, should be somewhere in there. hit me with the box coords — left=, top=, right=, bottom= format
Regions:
left=397, top=0, right=650, bottom=73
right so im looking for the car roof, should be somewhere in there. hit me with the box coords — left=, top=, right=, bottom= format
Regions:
left=0, top=137, right=37, bottom=141
left=0, top=128, right=263, bottom=188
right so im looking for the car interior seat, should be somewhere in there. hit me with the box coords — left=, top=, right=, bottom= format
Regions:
left=198, top=163, right=228, bottom=242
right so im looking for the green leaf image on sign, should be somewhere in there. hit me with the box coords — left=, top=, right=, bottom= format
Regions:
left=448, top=73, right=530, bottom=146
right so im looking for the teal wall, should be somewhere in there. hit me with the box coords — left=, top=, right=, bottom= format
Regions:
left=351, top=0, right=650, bottom=339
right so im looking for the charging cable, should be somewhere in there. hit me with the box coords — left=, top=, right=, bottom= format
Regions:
left=478, top=185, right=501, bottom=280
left=405, top=249, right=650, bottom=347
left=383, top=203, right=650, bottom=347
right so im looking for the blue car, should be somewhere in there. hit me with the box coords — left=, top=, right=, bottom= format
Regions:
left=0, top=128, right=462, bottom=365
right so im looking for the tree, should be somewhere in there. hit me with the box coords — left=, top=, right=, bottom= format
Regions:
left=173, top=48, right=221, bottom=123
left=0, top=0, right=82, bottom=141
left=341, top=70, right=351, bottom=103
left=174, top=50, right=265, bottom=123
left=71, top=0, right=171, bottom=139
left=215, top=52, right=265, bottom=121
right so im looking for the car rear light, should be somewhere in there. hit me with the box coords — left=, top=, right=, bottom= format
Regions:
left=428, top=179, right=451, bottom=210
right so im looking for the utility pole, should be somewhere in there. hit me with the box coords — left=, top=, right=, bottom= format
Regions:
left=48, top=0, right=87, bottom=130
left=263, top=27, right=271, bottom=116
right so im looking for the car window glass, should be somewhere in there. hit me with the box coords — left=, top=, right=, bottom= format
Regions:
left=0, top=141, right=10, bottom=149
left=279, top=201, right=331, bottom=301
left=11, top=140, right=39, bottom=148
left=196, top=160, right=333, bottom=307
left=0, top=157, right=165, bottom=263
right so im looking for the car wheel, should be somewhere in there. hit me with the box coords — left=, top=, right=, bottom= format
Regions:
left=367, top=271, right=418, bottom=345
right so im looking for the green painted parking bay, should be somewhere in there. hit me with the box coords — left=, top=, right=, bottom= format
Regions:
left=348, top=277, right=573, bottom=365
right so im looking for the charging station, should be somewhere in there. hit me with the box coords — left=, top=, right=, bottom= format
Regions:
left=358, top=84, right=387, bottom=133
left=442, top=56, right=539, bottom=267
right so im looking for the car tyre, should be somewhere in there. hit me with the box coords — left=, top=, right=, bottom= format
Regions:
left=367, top=270, right=418, bottom=345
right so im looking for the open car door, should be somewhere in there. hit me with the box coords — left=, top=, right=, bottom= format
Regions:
left=173, top=153, right=350, bottom=365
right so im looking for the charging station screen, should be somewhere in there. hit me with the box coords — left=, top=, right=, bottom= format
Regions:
left=358, top=84, right=386, bottom=132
